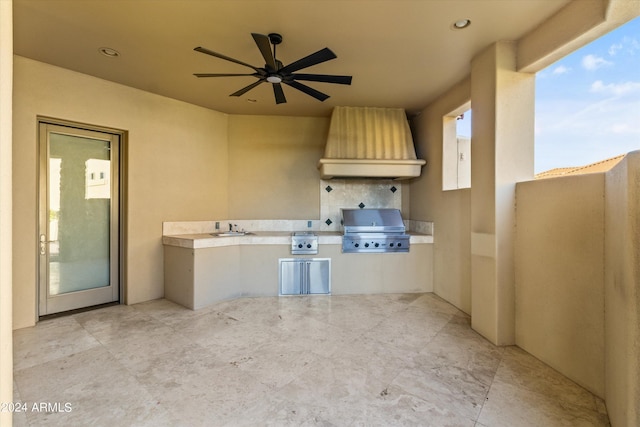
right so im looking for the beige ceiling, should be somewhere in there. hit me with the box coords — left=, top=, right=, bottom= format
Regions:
left=13, top=0, right=571, bottom=117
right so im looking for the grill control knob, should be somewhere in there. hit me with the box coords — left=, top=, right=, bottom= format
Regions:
left=364, top=243, right=369, bottom=248
left=398, top=243, right=402, bottom=247
left=374, top=243, right=379, bottom=248
left=354, top=243, right=360, bottom=248
left=298, top=244, right=303, bottom=248
left=306, top=244, right=312, bottom=248
left=390, top=243, right=394, bottom=247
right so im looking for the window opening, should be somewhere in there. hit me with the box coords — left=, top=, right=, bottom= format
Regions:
left=535, top=17, right=640, bottom=176
left=443, top=105, right=471, bottom=190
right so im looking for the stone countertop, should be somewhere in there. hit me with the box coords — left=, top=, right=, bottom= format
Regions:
left=162, top=231, right=433, bottom=249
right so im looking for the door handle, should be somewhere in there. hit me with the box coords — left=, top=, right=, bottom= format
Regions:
left=39, top=234, right=55, bottom=255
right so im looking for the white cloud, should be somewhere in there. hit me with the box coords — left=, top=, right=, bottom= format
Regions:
left=535, top=95, right=640, bottom=172
left=609, top=43, right=623, bottom=56
left=622, top=36, right=640, bottom=54
left=590, top=80, right=640, bottom=96
left=552, top=65, right=570, bottom=75
left=582, top=54, right=613, bottom=70
left=609, top=36, right=640, bottom=56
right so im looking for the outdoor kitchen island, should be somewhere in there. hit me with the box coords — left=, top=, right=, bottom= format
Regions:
left=163, top=227, right=433, bottom=310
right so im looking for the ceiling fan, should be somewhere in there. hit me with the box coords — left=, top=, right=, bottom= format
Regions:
left=193, top=33, right=352, bottom=104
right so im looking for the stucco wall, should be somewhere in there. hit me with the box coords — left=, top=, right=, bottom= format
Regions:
left=227, top=115, right=328, bottom=219
left=515, top=173, right=606, bottom=397
left=12, top=56, right=229, bottom=328
left=604, top=151, right=640, bottom=427
left=410, top=78, right=472, bottom=314
left=12, top=57, right=414, bottom=329
left=515, top=151, right=640, bottom=421
left=0, top=0, right=13, bottom=423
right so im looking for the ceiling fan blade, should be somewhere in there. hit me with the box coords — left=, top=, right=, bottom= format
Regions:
left=251, top=33, right=277, bottom=71
left=194, top=73, right=258, bottom=77
left=279, top=48, right=337, bottom=74
left=194, top=46, right=261, bottom=73
left=273, top=83, right=287, bottom=104
left=230, top=79, right=265, bottom=97
left=283, top=80, right=330, bottom=102
left=290, top=73, right=352, bottom=85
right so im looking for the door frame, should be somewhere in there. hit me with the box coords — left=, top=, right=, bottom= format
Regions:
left=36, top=117, right=127, bottom=318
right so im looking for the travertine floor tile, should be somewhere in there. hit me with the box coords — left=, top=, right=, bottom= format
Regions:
left=477, top=346, right=610, bottom=427
left=12, top=381, right=29, bottom=427
left=13, top=315, right=100, bottom=371
left=14, top=346, right=173, bottom=427
left=13, top=293, right=609, bottom=426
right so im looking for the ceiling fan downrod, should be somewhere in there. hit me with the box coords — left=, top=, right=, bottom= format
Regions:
left=267, top=33, right=283, bottom=80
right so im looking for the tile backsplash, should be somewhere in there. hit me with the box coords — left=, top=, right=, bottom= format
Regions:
left=164, top=178, right=434, bottom=236
left=320, top=179, right=402, bottom=232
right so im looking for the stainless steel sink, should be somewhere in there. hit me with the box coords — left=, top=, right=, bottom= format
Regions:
left=210, top=231, right=251, bottom=237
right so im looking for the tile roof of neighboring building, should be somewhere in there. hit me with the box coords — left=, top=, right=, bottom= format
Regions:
left=535, top=154, right=626, bottom=179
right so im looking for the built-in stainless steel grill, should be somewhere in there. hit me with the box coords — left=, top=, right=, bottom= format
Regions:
left=341, top=208, right=410, bottom=253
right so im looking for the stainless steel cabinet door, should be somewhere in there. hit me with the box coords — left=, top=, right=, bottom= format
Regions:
left=280, top=258, right=331, bottom=295
left=308, top=259, right=330, bottom=294
left=279, top=259, right=303, bottom=295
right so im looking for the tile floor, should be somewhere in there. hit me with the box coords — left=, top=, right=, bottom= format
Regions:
left=13, top=293, right=609, bottom=426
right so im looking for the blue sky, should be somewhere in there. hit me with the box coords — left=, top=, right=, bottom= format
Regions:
left=535, top=16, right=640, bottom=173
left=456, top=17, right=640, bottom=174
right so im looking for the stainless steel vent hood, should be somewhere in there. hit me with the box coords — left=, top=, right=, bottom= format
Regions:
left=318, top=106, right=426, bottom=180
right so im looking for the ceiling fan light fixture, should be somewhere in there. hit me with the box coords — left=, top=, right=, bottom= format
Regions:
left=452, top=19, right=471, bottom=30
left=266, top=75, right=282, bottom=83
left=99, top=47, right=120, bottom=57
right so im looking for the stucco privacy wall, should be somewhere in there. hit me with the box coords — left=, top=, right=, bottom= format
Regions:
left=515, top=173, right=606, bottom=397
left=409, top=78, right=472, bottom=315
left=514, top=153, right=640, bottom=421
left=12, top=56, right=229, bottom=328
left=604, top=151, right=640, bottom=427
left=0, top=0, right=13, bottom=423
left=227, top=115, right=329, bottom=219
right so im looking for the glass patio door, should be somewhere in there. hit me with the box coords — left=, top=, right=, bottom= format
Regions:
left=38, top=122, right=120, bottom=315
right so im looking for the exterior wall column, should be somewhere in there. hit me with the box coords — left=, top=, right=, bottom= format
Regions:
left=470, top=41, right=534, bottom=345
left=0, top=0, right=13, bottom=424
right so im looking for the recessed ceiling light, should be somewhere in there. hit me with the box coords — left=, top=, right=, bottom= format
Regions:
left=247, top=99, right=257, bottom=103
left=452, top=19, right=471, bottom=30
left=99, top=47, right=120, bottom=58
